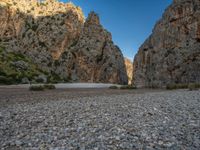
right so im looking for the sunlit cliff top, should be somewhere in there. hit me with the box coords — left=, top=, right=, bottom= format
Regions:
left=0, top=0, right=84, bottom=21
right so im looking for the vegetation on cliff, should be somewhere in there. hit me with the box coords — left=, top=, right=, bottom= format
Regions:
left=0, top=0, right=128, bottom=85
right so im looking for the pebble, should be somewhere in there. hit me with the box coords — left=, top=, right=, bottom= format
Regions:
left=0, top=90, right=199, bottom=149
left=15, top=140, right=22, bottom=146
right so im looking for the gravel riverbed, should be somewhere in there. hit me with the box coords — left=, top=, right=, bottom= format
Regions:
left=0, top=89, right=199, bottom=149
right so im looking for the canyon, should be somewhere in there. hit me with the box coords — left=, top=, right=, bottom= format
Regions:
left=0, top=0, right=199, bottom=87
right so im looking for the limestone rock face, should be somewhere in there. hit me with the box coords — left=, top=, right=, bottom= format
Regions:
left=0, top=0, right=128, bottom=84
left=133, top=0, right=200, bottom=87
left=0, top=0, right=84, bottom=73
left=55, top=12, right=128, bottom=84
left=124, top=58, right=133, bottom=84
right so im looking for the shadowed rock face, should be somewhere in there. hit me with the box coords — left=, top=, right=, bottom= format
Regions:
left=133, top=0, right=200, bottom=87
left=0, top=0, right=128, bottom=84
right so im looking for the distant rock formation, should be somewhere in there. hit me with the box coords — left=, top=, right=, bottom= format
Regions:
left=124, top=58, right=133, bottom=84
left=133, top=0, right=200, bottom=87
left=0, top=0, right=128, bottom=84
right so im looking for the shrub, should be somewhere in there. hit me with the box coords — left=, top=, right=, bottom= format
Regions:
left=176, top=84, right=188, bottom=89
left=32, top=25, right=38, bottom=31
left=120, top=85, right=137, bottom=90
left=0, top=46, right=4, bottom=53
left=166, top=84, right=176, bottom=90
left=188, top=83, right=198, bottom=91
left=54, top=60, right=61, bottom=66
left=48, top=73, right=63, bottom=83
left=149, top=84, right=159, bottom=89
left=0, top=70, right=6, bottom=76
left=35, top=78, right=45, bottom=83
left=39, top=41, right=46, bottom=48
left=29, top=85, right=45, bottom=91
left=0, top=49, right=48, bottom=85
left=70, top=40, right=78, bottom=47
left=194, top=83, right=200, bottom=89
left=0, top=76, right=14, bottom=85
left=166, top=83, right=200, bottom=90
left=29, top=84, right=56, bottom=91
left=44, top=84, right=56, bottom=90
left=109, top=86, right=118, bottom=89
left=166, top=83, right=188, bottom=90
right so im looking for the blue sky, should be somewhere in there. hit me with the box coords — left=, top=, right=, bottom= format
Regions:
left=61, top=0, right=172, bottom=60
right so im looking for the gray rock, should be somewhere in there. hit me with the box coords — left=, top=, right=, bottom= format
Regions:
left=21, top=77, right=30, bottom=84
left=1, top=89, right=199, bottom=149
left=15, top=140, right=22, bottom=146
left=11, top=61, right=28, bottom=71
left=55, top=12, right=128, bottom=84
left=133, top=0, right=200, bottom=87
left=0, top=1, right=128, bottom=85
left=35, top=75, right=47, bottom=83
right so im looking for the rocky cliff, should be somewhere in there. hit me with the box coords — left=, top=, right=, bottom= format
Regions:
left=54, top=12, right=128, bottom=84
left=124, top=58, right=133, bottom=84
left=0, top=0, right=128, bottom=84
left=133, top=0, right=200, bottom=87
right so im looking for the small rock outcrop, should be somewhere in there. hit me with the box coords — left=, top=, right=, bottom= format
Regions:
left=124, top=58, right=133, bottom=84
left=133, top=0, right=200, bottom=87
left=0, top=0, right=128, bottom=84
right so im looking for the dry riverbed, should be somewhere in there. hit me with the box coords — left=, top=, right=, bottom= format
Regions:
left=0, top=88, right=199, bottom=149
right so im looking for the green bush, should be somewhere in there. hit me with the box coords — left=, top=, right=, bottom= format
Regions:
left=0, top=76, right=14, bottom=85
left=109, top=86, right=118, bottom=89
left=166, top=84, right=176, bottom=90
left=120, top=85, right=137, bottom=90
left=177, top=84, right=188, bottom=89
left=44, top=84, right=56, bottom=89
left=166, top=83, right=188, bottom=90
left=29, top=85, right=45, bottom=91
left=47, top=73, right=63, bottom=83
left=188, top=83, right=197, bottom=91
left=0, top=48, right=49, bottom=85
left=194, top=83, right=200, bottom=88
left=166, top=83, right=200, bottom=90
left=188, top=83, right=200, bottom=91
left=54, top=60, right=61, bottom=66
left=35, top=78, right=45, bottom=83
left=29, top=84, right=56, bottom=91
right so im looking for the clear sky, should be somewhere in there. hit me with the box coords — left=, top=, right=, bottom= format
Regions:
left=61, top=0, right=172, bottom=60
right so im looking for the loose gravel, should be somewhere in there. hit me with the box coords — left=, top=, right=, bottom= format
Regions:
left=0, top=89, right=200, bottom=149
